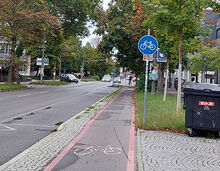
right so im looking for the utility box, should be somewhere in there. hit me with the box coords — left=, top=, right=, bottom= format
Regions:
left=183, top=82, right=220, bottom=136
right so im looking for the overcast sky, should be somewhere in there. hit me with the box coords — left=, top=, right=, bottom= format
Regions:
left=82, top=0, right=111, bottom=46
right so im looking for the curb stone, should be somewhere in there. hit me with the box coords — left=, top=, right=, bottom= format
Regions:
left=0, top=88, right=121, bottom=171
left=136, top=129, right=144, bottom=171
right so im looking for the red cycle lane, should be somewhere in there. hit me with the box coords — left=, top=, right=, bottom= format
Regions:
left=44, top=88, right=135, bottom=171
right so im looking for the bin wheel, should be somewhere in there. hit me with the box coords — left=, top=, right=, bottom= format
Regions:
left=187, top=128, right=195, bottom=137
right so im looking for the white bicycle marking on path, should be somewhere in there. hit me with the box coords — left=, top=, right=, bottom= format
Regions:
left=74, top=145, right=122, bottom=156
left=102, top=146, right=121, bottom=155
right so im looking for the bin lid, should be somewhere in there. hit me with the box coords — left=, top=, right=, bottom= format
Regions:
left=184, top=82, right=220, bottom=92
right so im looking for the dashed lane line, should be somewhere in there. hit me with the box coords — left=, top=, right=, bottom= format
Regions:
left=0, top=124, right=16, bottom=132
left=17, top=94, right=31, bottom=98
left=11, top=123, right=55, bottom=128
left=1, top=100, right=67, bottom=124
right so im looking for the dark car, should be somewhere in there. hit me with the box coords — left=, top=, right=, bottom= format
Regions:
left=60, top=74, right=79, bottom=83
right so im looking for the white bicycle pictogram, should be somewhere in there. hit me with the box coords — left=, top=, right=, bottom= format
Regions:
left=140, top=41, right=156, bottom=51
left=74, top=145, right=121, bottom=156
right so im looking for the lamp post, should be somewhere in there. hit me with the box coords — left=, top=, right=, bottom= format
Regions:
left=40, top=35, right=46, bottom=81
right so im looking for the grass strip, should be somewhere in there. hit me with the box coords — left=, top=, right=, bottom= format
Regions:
left=30, top=81, right=69, bottom=86
left=100, top=87, right=123, bottom=102
left=81, top=78, right=97, bottom=82
left=135, top=90, right=185, bottom=132
left=0, top=84, right=27, bottom=91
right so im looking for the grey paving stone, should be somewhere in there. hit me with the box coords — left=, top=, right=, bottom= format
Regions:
left=137, top=130, right=220, bottom=171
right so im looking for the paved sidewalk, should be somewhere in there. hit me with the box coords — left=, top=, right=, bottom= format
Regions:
left=137, top=130, right=220, bottom=171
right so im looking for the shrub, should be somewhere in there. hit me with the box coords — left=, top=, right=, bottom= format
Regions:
left=136, top=74, right=158, bottom=92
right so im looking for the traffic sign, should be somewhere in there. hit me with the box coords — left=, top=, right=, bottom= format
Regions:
left=157, top=48, right=167, bottom=62
left=138, top=35, right=158, bottom=55
left=143, top=54, right=153, bottom=61
left=36, top=58, right=49, bottom=66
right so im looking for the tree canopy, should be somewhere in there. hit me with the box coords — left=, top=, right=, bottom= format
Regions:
left=46, top=0, right=102, bottom=38
left=0, top=0, right=61, bottom=82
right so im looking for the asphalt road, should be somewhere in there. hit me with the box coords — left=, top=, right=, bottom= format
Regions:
left=0, top=81, right=116, bottom=166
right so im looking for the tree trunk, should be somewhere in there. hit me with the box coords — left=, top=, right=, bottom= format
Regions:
left=163, top=60, right=169, bottom=101
left=176, top=26, right=183, bottom=113
left=13, top=64, right=20, bottom=84
left=8, top=36, right=17, bottom=83
left=168, top=69, right=172, bottom=88
left=157, top=63, right=164, bottom=93
left=151, top=80, right=155, bottom=96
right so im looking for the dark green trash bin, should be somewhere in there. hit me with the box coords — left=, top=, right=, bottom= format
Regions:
left=184, top=82, right=220, bottom=137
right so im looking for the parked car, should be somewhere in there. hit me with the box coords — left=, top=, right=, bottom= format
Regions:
left=102, top=74, right=112, bottom=82
left=113, top=76, right=121, bottom=84
left=60, top=74, right=79, bottom=83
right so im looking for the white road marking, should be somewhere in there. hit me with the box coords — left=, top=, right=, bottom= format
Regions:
left=0, top=98, right=4, bottom=101
left=17, top=94, right=31, bottom=98
left=0, top=124, right=16, bottom=131
left=1, top=100, right=67, bottom=123
left=11, top=123, right=54, bottom=128
left=39, top=91, right=49, bottom=94
left=74, top=145, right=122, bottom=156
left=102, top=146, right=121, bottom=155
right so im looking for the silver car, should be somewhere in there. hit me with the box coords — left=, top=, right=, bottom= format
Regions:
left=102, top=74, right=112, bottom=82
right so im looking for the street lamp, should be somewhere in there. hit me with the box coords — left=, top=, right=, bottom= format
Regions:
left=40, top=35, right=46, bottom=81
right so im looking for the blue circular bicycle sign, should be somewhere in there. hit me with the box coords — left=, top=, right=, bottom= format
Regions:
left=138, top=35, right=158, bottom=55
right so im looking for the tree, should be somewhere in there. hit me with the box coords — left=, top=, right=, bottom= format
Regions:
left=138, top=0, right=219, bottom=113
left=188, top=44, right=220, bottom=74
left=97, top=0, right=148, bottom=76
left=46, top=0, right=102, bottom=38
left=0, top=0, right=60, bottom=83
left=61, top=36, right=83, bottom=74
left=84, top=43, right=114, bottom=78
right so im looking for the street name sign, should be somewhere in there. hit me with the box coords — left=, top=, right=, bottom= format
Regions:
left=37, top=58, right=49, bottom=66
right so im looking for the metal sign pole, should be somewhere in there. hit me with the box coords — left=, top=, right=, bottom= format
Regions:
left=143, top=29, right=151, bottom=127
left=143, top=59, right=149, bottom=126
left=40, top=34, right=46, bottom=81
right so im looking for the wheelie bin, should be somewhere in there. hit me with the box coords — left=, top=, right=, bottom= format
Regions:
left=183, top=82, right=220, bottom=137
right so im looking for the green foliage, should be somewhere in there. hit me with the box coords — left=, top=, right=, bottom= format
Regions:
left=136, top=74, right=158, bottom=92
left=30, top=81, right=69, bottom=85
left=92, top=76, right=100, bottom=81
left=46, top=0, right=102, bottom=38
left=0, top=84, right=27, bottom=91
left=136, top=74, right=145, bottom=92
left=97, top=0, right=146, bottom=76
left=188, top=45, right=220, bottom=72
left=84, top=43, right=115, bottom=78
